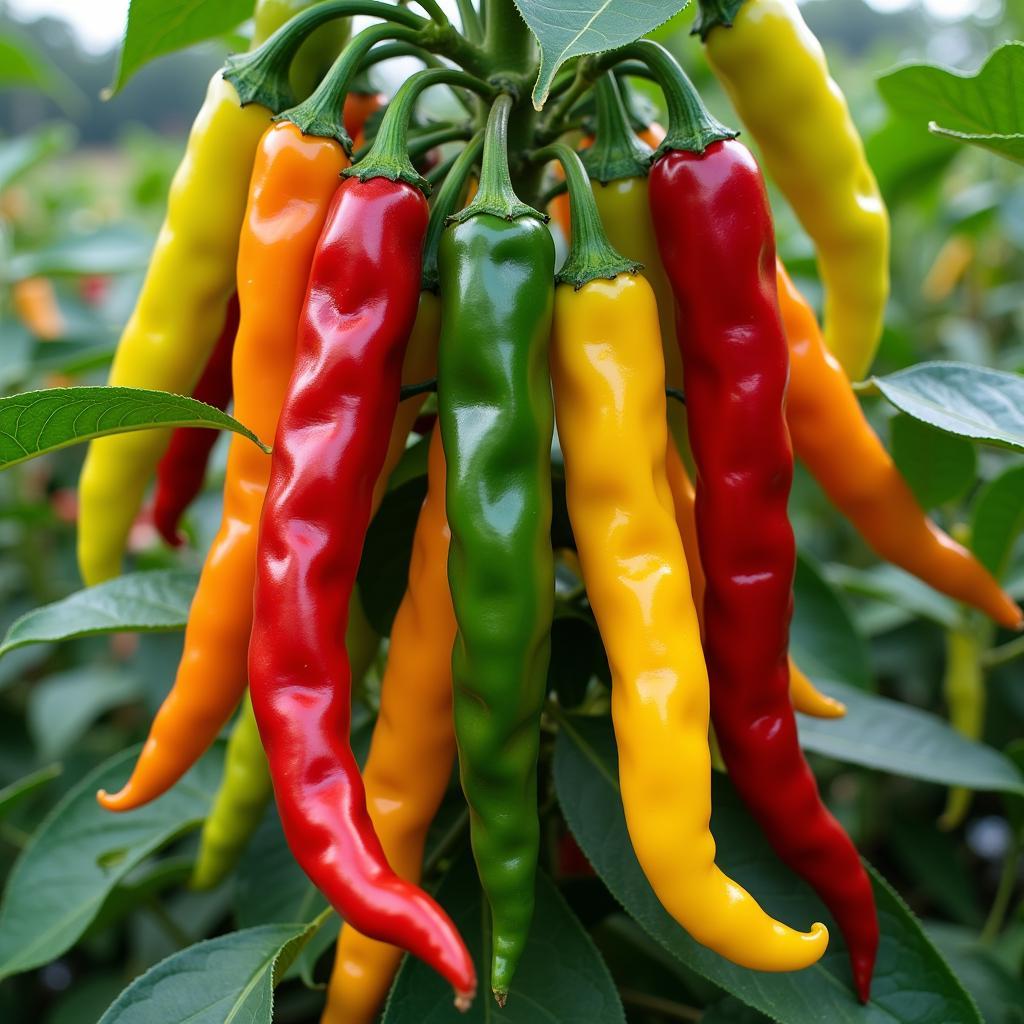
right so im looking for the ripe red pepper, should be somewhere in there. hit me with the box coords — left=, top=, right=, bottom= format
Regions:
left=248, top=175, right=474, bottom=1004
left=637, top=42, right=878, bottom=1003
left=152, top=295, right=239, bottom=547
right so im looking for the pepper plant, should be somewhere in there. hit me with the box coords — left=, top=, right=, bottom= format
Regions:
left=2, top=1, right=1024, bottom=1023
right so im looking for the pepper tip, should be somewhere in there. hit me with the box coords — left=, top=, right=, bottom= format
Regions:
left=492, top=987, right=508, bottom=1008
left=96, top=786, right=133, bottom=812
left=453, top=985, right=475, bottom=1013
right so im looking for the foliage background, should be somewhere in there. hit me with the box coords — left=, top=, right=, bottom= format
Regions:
left=1, top=1, right=1024, bottom=1021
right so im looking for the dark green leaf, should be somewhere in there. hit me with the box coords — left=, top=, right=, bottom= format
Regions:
left=0, top=763, right=61, bottom=823
left=97, top=916, right=330, bottom=1024
left=554, top=715, right=981, bottom=1024
left=0, top=124, right=75, bottom=194
left=792, top=553, right=872, bottom=689
left=970, top=465, right=1024, bottom=580
left=547, top=607, right=609, bottom=707
left=868, top=362, right=1024, bottom=452
left=890, top=413, right=977, bottom=510
left=383, top=851, right=625, bottom=1023
left=0, top=570, right=198, bottom=659
left=0, top=386, right=269, bottom=471
left=514, top=0, right=691, bottom=109
left=878, top=43, right=1024, bottom=164
left=825, top=563, right=961, bottom=632
left=111, top=0, right=254, bottom=94
left=0, top=743, right=221, bottom=980
left=6, top=226, right=152, bottom=280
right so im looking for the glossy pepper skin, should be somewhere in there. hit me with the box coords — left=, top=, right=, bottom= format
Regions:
left=76, top=72, right=272, bottom=587
left=324, top=427, right=457, bottom=1024
left=152, top=294, right=240, bottom=548
left=438, top=212, right=555, bottom=1001
left=97, top=122, right=348, bottom=811
left=663, top=441, right=846, bottom=720
left=650, top=139, right=878, bottom=1001
left=552, top=270, right=828, bottom=970
left=700, top=0, right=889, bottom=379
left=190, top=693, right=271, bottom=890
left=777, top=262, right=1021, bottom=629
left=249, top=175, right=474, bottom=1003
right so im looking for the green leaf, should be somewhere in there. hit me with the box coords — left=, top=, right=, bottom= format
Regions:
left=111, top=0, right=254, bottom=95
left=877, top=43, right=1024, bottom=165
left=0, top=570, right=198, bottom=659
left=0, top=124, right=75, bottom=194
left=825, top=563, right=961, bottom=632
left=27, top=667, right=142, bottom=760
left=0, top=33, right=80, bottom=108
left=514, top=0, right=691, bottom=110
left=554, top=715, right=981, bottom=1024
left=867, top=362, right=1024, bottom=453
left=970, top=465, right=1024, bottom=580
left=6, top=226, right=153, bottom=281
left=890, top=413, right=977, bottom=510
left=0, top=743, right=222, bottom=981
left=383, top=851, right=625, bottom=1023
left=798, top=682, right=1024, bottom=796
left=792, top=552, right=872, bottom=690
left=0, top=763, right=62, bottom=823
left=0, top=386, right=269, bottom=471
left=97, top=916, right=329, bottom=1024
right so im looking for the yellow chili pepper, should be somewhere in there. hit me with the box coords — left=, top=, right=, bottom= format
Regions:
left=701, top=0, right=889, bottom=379
left=551, top=269, right=828, bottom=971
left=76, top=72, right=272, bottom=586
left=323, top=427, right=456, bottom=1024
left=663, top=441, right=846, bottom=720
left=938, top=626, right=984, bottom=831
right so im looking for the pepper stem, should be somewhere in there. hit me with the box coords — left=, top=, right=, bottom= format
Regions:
left=345, top=68, right=495, bottom=193
left=583, top=73, right=652, bottom=183
left=603, top=40, right=737, bottom=157
left=421, top=132, right=484, bottom=292
left=223, top=0, right=427, bottom=113
left=450, top=94, right=541, bottom=223
left=691, top=0, right=747, bottom=40
left=533, top=143, right=641, bottom=288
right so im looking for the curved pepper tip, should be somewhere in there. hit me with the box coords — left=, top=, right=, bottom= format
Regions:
left=852, top=951, right=875, bottom=1004
left=96, top=785, right=138, bottom=813
left=454, top=984, right=476, bottom=1012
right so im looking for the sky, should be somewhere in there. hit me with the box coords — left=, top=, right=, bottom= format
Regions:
left=4, top=0, right=989, bottom=54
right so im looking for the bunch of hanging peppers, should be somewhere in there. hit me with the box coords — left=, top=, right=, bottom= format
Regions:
left=74, top=0, right=1022, bottom=1018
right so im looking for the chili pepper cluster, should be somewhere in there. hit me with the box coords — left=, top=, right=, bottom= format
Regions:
left=74, top=0, right=1023, bottom=1020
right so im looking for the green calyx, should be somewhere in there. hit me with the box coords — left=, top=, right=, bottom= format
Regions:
left=533, top=142, right=641, bottom=289
left=451, top=94, right=542, bottom=224
left=223, top=0, right=427, bottom=113
left=582, top=74, right=652, bottom=184
left=345, top=68, right=495, bottom=194
left=606, top=40, right=737, bottom=157
left=691, top=0, right=747, bottom=40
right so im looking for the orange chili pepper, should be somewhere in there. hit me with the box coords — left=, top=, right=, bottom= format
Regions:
left=12, top=277, right=64, bottom=340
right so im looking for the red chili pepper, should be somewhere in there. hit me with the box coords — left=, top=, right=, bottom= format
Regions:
left=152, top=295, right=239, bottom=547
left=638, top=42, right=878, bottom=1003
left=248, top=175, right=475, bottom=1004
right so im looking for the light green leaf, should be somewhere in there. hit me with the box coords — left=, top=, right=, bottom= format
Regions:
left=970, top=464, right=1024, bottom=580
left=798, top=682, right=1024, bottom=796
left=0, top=744, right=222, bottom=981
left=554, top=715, right=981, bottom=1024
left=6, top=226, right=152, bottom=281
left=0, top=763, right=62, bottom=823
left=866, top=362, right=1024, bottom=452
left=0, top=570, right=198, bottom=660
left=0, top=386, right=269, bottom=472
left=878, top=43, right=1024, bottom=164
left=111, top=0, right=254, bottom=95
left=0, top=33, right=80, bottom=109
left=97, top=916, right=330, bottom=1024
left=0, top=124, right=75, bottom=194
left=890, top=413, right=976, bottom=510
left=514, top=0, right=690, bottom=109
left=825, top=563, right=961, bottom=632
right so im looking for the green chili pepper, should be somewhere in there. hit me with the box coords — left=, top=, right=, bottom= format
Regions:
left=437, top=94, right=555, bottom=1005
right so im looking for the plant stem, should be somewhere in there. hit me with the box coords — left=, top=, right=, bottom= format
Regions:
left=410, top=0, right=450, bottom=26
left=691, top=0, right=746, bottom=40
left=982, top=633, right=1024, bottom=668
left=456, top=0, right=484, bottom=42
left=583, top=73, right=652, bottom=183
left=981, top=828, right=1022, bottom=943
left=359, top=41, right=477, bottom=115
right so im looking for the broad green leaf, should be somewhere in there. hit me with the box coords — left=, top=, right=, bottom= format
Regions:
left=970, top=465, right=1024, bottom=580
left=0, top=124, right=75, bottom=194
left=0, top=743, right=222, bottom=981
left=798, top=682, right=1024, bottom=796
left=878, top=43, right=1024, bottom=164
left=0, top=570, right=198, bottom=659
left=890, top=413, right=976, bottom=510
left=554, top=715, right=981, bottom=1024
left=97, top=917, right=329, bottom=1024
left=383, top=852, right=625, bottom=1023
left=111, top=0, right=254, bottom=94
left=27, top=667, right=142, bottom=760
left=0, top=33, right=79, bottom=107
left=867, top=362, right=1024, bottom=452
left=826, top=563, right=961, bottom=632
left=514, top=0, right=691, bottom=109
left=792, top=553, right=872, bottom=689
left=0, top=763, right=62, bottom=822
left=0, top=387, right=269, bottom=471
left=6, top=226, right=152, bottom=281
